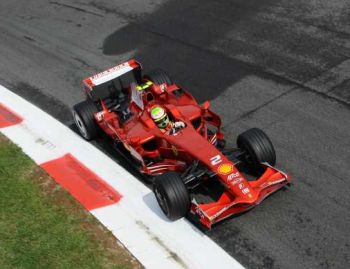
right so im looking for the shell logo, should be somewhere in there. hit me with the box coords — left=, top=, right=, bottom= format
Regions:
left=217, top=163, right=233, bottom=175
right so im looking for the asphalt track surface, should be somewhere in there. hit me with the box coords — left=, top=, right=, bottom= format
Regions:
left=0, top=1, right=349, bottom=268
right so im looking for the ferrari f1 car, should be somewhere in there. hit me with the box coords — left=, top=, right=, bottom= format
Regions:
left=72, top=59, right=291, bottom=228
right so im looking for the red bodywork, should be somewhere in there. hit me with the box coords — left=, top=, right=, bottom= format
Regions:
left=82, top=59, right=291, bottom=228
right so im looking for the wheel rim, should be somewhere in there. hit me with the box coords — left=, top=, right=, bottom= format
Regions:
left=154, top=187, right=169, bottom=216
left=73, top=111, right=88, bottom=139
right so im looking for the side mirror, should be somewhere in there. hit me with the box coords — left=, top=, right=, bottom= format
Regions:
left=202, top=101, right=210, bottom=110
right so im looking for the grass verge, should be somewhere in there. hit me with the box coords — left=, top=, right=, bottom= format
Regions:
left=0, top=134, right=142, bottom=269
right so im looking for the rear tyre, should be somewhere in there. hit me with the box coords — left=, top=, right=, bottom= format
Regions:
left=144, top=69, right=173, bottom=85
left=237, top=128, right=276, bottom=169
left=153, top=172, right=190, bottom=220
left=72, top=99, right=100, bottom=141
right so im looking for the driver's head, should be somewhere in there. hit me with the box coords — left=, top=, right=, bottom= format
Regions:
left=150, top=106, right=169, bottom=129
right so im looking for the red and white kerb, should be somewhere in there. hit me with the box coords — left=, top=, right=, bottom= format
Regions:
left=0, top=104, right=121, bottom=211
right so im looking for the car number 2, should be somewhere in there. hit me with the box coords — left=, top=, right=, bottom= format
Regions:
left=210, top=155, right=222, bottom=165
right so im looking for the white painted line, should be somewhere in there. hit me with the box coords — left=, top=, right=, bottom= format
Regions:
left=0, top=85, right=244, bottom=269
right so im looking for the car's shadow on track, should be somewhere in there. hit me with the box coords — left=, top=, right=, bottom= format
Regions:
left=101, top=0, right=278, bottom=103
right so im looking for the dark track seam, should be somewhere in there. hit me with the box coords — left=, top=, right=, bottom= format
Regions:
left=231, top=81, right=350, bottom=125
left=299, top=84, right=350, bottom=108
left=232, top=86, right=299, bottom=122
left=327, top=78, right=350, bottom=93
left=49, top=1, right=103, bottom=17
left=88, top=1, right=138, bottom=20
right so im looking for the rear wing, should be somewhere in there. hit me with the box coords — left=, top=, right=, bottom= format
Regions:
left=82, top=59, right=142, bottom=101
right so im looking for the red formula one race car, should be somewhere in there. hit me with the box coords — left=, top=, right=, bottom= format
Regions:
left=72, top=59, right=291, bottom=228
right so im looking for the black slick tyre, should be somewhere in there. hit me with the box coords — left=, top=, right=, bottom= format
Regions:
left=237, top=128, right=276, bottom=169
left=72, top=99, right=100, bottom=141
left=153, top=172, right=190, bottom=221
left=144, top=69, right=173, bottom=85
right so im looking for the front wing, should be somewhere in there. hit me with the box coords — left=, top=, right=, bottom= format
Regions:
left=190, top=163, right=291, bottom=229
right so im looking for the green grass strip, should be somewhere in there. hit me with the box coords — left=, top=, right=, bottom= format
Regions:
left=0, top=135, right=141, bottom=269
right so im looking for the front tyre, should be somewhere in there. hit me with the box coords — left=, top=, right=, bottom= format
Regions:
left=153, top=172, right=190, bottom=221
left=237, top=128, right=276, bottom=169
left=72, top=99, right=100, bottom=141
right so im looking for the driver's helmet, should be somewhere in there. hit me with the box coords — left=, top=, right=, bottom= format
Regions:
left=150, top=106, right=170, bottom=129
